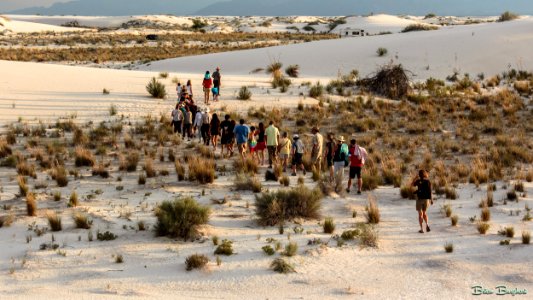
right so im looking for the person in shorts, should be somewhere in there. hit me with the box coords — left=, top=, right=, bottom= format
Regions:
left=278, top=132, right=291, bottom=172
left=347, top=139, right=368, bottom=194
left=411, top=170, right=433, bottom=233
left=291, top=134, right=306, bottom=176
left=233, top=119, right=250, bottom=161
left=265, top=121, right=280, bottom=168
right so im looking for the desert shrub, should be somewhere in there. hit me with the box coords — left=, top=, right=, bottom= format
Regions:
left=400, top=185, right=416, bottom=199
left=498, top=11, right=519, bottom=22
left=74, top=147, right=95, bottom=167
left=26, top=192, right=37, bottom=216
left=69, top=191, right=78, bottom=207
left=188, top=157, right=215, bottom=184
left=280, top=175, right=290, bottom=187
left=16, top=161, right=36, bottom=178
left=262, top=245, right=275, bottom=256
left=51, top=165, right=68, bottom=187
left=97, top=231, right=117, bottom=241
left=376, top=47, right=388, bottom=57
left=92, top=163, right=110, bottom=178
left=0, top=139, right=12, bottom=158
left=401, top=24, right=438, bottom=32
left=477, top=222, right=490, bottom=234
left=358, top=64, right=410, bottom=99
left=0, top=215, right=14, bottom=228
left=341, top=229, right=361, bottom=240
left=365, top=195, right=380, bottom=224
left=174, top=160, right=185, bottom=181
left=214, top=239, right=234, bottom=256
left=185, top=254, right=209, bottom=271
left=155, top=197, right=210, bottom=240
left=507, top=190, right=518, bottom=201
left=451, top=215, right=459, bottom=226
left=109, top=104, right=117, bottom=115
left=18, top=176, right=29, bottom=196
left=442, top=204, right=453, bottom=217
left=255, top=185, right=322, bottom=226
left=444, top=187, right=458, bottom=200
left=53, top=191, right=61, bottom=201
left=234, top=173, right=262, bottom=193
left=138, top=173, right=146, bottom=185
left=359, top=224, right=379, bottom=248
left=272, top=76, right=292, bottom=89
left=309, top=82, right=324, bottom=98
left=266, top=61, right=283, bottom=79
left=503, top=226, right=515, bottom=238
left=46, top=211, right=62, bottom=232
left=159, top=72, right=169, bottom=79
left=444, top=242, right=454, bottom=253
left=73, top=212, right=92, bottom=229
left=323, top=217, right=335, bottom=234
left=500, top=239, right=510, bottom=245
left=137, top=221, right=146, bottom=231
left=144, top=158, right=157, bottom=178
left=146, top=77, right=166, bottom=99
left=285, top=64, right=299, bottom=78
left=480, top=207, right=491, bottom=222
left=233, top=157, right=258, bottom=174
left=362, top=173, right=381, bottom=191
left=115, top=254, right=124, bottom=263
left=522, top=231, right=531, bottom=244
left=282, top=242, right=298, bottom=257
left=237, top=86, right=252, bottom=100
left=514, top=181, right=525, bottom=193
left=270, top=258, right=295, bottom=274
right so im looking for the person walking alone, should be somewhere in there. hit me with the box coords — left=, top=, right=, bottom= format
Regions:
left=265, top=121, right=280, bottom=169
left=411, top=170, right=433, bottom=233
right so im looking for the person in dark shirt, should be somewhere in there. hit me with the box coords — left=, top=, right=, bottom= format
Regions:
left=411, top=170, right=433, bottom=233
left=220, top=114, right=232, bottom=158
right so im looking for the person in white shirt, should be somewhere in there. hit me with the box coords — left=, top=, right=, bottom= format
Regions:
left=171, top=104, right=183, bottom=134
left=193, top=108, right=204, bottom=141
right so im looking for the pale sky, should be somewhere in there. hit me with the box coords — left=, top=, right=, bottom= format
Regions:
left=0, top=0, right=70, bottom=11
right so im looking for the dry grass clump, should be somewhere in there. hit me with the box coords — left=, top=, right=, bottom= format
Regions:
left=255, top=185, right=322, bottom=226
left=522, top=231, right=531, bottom=244
left=144, top=158, right=157, bottom=178
left=401, top=24, right=439, bottom=32
left=74, top=147, right=95, bottom=167
left=73, top=212, right=92, bottom=229
left=469, top=158, right=489, bottom=184
left=234, top=173, right=262, bottom=193
left=46, top=211, right=62, bottom=232
left=188, top=157, right=215, bottom=184
left=155, top=197, right=210, bottom=240
left=68, top=191, right=78, bottom=207
left=270, top=258, right=295, bottom=274
left=0, top=139, right=12, bottom=158
left=51, top=165, right=68, bottom=187
left=400, top=185, right=416, bottom=199
left=359, top=224, right=379, bottom=248
left=185, top=254, right=209, bottom=271
left=91, top=163, right=110, bottom=178
left=309, top=82, right=324, bottom=98
left=444, top=242, right=454, bottom=253
left=358, top=64, right=410, bottom=99
left=16, top=161, right=36, bottom=178
left=480, top=207, right=491, bottom=222
left=365, top=195, right=380, bottom=224
left=451, top=215, right=459, bottom=226
left=476, top=222, right=490, bottom=234
left=233, top=157, right=259, bottom=174
left=18, top=176, right=29, bottom=196
left=237, top=86, right=252, bottom=100
left=498, top=11, right=519, bottom=22
left=214, top=239, right=234, bottom=256
left=282, top=242, right=298, bottom=257
left=280, top=175, right=290, bottom=187
left=174, top=159, right=186, bottom=181
left=119, top=151, right=140, bottom=172
left=323, top=217, right=335, bottom=234
left=26, top=192, right=37, bottom=216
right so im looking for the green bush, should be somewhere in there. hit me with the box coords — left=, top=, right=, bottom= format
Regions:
left=146, top=77, right=167, bottom=99
left=237, top=86, right=252, bottom=100
left=155, top=197, right=210, bottom=240
left=309, top=82, right=324, bottom=98
left=270, top=258, right=295, bottom=274
left=499, top=11, right=519, bottom=22
left=255, top=185, right=322, bottom=226
left=377, top=47, right=388, bottom=57
left=214, top=239, right=234, bottom=256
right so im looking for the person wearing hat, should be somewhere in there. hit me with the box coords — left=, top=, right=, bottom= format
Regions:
left=291, top=134, right=306, bottom=176
left=332, top=136, right=349, bottom=183
left=311, top=126, right=324, bottom=174
left=213, top=67, right=221, bottom=96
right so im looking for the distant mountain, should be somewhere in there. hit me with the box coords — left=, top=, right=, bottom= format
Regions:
left=10, top=0, right=220, bottom=16
left=197, top=0, right=533, bottom=16
left=9, top=0, right=533, bottom=16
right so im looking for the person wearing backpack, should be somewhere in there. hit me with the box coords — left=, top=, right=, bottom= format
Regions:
left=332, top=136, right=348, bottom=182
left=347, top=139, right=368, bottom=194
left=213, top=67, right=222, bottom=95
left=411, top=170, right=433, bottom=233
left=202, top=71, right=213, bottom=105
left=291, top=134, right=306, bottom=176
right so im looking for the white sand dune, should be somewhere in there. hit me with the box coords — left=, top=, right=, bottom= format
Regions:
left=143, top=17, right=533, bottom=80
left=336, top=14, right=422, bottom=35
left=0, top=16, right=86, bottom=33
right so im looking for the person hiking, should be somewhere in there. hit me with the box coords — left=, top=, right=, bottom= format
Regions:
left=182, top=106, right=193, bottom=140
left=324, top=133, right=335, bottom=182
left=200, top=108, right=211, bottom=145
left=210, top=113, right=221, bottom=150
left=291, top=134, right=306, bottom=176
left=255, top=122, right=266, bottom=165
left=220, top=114, right=232, bottom=158
left=411, top=170, right=433, bottom=233
left=248, top=125, right=258, bottom=161
left=311, top=127, right=323, bottom=174
left=229, top=119, right=236, bottom=156
left=171, top=104, right=184, bottom=134
left=212, top=86, right=219, bottom=102
left=332, top=136, right=348, bottom=182
left=265, top=121, right=280, bottom=169
left=213, top=67, right=221, bottom=95
left=278, top=132, right=291, bottom=172
left=347, top=139, right=368, bottom=194
left=186, top=80, right=193, bottom=99
left=202, top=72, right=213, bottom=105
left=193, top=107, right=203, bottom=141
left=176, top=82, right=183, bottom=99
left=233, top=119, right=250, bottom=160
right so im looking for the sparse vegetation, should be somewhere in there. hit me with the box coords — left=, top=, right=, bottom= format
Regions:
left=444, top=242, right=454, bottom=253
left=214, top=239, right=234, bottom=256
left=270, top=258, right=295, bottom=274
left=185, top=254, right=209, bottom=271
left=477, top=222, right=490, bottom=234
left=26, top=192, right=37, bottom=216
left=323, top=217, right=335, bottom=234
left=155, top=197, right=210, bottom=240
left=498, top=11, right=519, bottom=22
left=282, top=242, right=298, bottom=257
left=365, top=195, right=380, bottom=224
left=376, top=47, right=388, bottom=57
left=522, top=231, right=531, bottom=244
left=46, top=211, right=62, bottom=231
left=146, top=77, right=166, bottom=99
left=237, top=86, right=252, bottom=100
left=73, top=212, right=92, bottom=229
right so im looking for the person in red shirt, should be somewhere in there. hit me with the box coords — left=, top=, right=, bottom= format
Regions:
left=347, top=139, right=368, bottom=194
left=202, top=71, right=213, bottom=105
